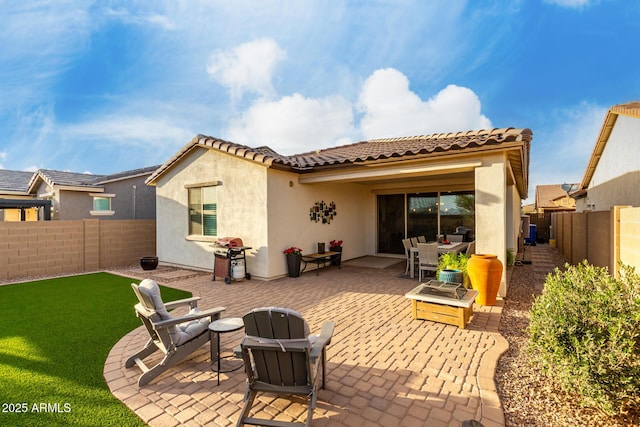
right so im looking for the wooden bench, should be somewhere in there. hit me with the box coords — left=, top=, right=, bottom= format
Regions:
left=301, top=251, right=340, bottom=276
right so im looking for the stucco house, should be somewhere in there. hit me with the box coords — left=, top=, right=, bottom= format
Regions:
left=147, top=127, right=532, bottom=297
left=0, top=166, right=158, bottom=221
left=534, top=184, right=577, bottom=213
left=0, top=169, right=49, bottom=221
left=574, top=101, right=640, bottom=212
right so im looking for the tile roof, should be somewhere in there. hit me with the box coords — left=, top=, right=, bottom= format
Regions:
left=34, top=169, right=106, bottom=188
left=93, top=165, right=161, bottom=184
left=25, top=166, right=160, bottom=194
left=147, top=128, right=532, bottom=183
left=535, top=184, right=578, bottom=209
left=0, top=169, right=34, bottom=193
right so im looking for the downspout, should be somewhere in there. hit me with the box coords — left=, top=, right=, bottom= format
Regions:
left=132, top=185, right=136, bottom=219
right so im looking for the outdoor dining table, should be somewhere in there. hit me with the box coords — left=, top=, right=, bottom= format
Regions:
left=408, top=242, right=469, bottom=279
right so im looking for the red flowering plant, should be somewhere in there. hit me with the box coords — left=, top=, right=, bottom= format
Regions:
left=329, top=240, right=343, bottom=248
left=283, top=246, right=303, bottom=255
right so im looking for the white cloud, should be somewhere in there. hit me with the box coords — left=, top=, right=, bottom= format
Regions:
left=207, top=38, right=287, bottom=102
left=226, top=93, right=354, bottom=154
left=358, top=68, right=491, bottom=139
left=543, top=0, right=593, bottom=8
left=103, top=8, right=177, bottom=30
left=61, top=115, right=193, bottom=148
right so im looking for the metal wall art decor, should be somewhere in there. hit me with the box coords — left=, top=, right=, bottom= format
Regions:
left=310, top=201, right=337, bottom=224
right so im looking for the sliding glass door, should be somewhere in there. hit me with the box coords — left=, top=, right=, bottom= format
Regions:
left=377, top=194, right=405, bottom=254
left=377, top=191, right=474, bottom=255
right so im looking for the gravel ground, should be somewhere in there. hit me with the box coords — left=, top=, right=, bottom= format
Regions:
left=496, top=249, right=639, bottom=427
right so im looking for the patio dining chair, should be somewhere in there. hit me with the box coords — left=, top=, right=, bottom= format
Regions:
left=235, top=307, right=335, bottom=427
left=126, top=279, right=226, bottom=386
left=417, top=235, right=427, bottom=243
left=466, top=240, right=476, bottom=256
left=402, top=238, right=415, bottom=275
left=417, top=242, right=439, bottom=281
left=448, top=234, right=464, bottom=243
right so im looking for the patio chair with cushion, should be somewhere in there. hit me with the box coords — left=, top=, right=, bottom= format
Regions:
left=402, top=238, right=414, bottom=275
left=126, top=279, right=226, bottom=386
left=466, top=240, right=476, bottom=256
left=448, top=234, right=464, bottom=243
left=418, top=242, right=439, bottom=281
left=235, top=307, right=335, bottom=427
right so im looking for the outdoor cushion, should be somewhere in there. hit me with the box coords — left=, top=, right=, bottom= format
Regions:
left=138, top=279, right=210, bottom=345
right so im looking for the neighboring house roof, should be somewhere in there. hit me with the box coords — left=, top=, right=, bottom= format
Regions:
left=147, top=128, right=532, bottom=193
left=0, top=169, right=34, bottom=194
left=580, top=101, right=640, bottom=191
left=26, top=166, right=161, bottom=194
left=535, top=184, right=577, bottom=211
left=93, top=165, right=160, bottom=185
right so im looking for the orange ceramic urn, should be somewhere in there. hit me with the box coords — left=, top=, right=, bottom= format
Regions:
left=467, top=254, right=503, bottom=306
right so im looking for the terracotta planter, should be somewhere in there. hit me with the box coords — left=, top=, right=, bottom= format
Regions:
left=286, top=254, right=302, bottom=277
left=467, top=254, right=503, bottom=306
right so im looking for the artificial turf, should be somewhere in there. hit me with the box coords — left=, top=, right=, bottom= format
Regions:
left=0, top=272, right=192, bottom=427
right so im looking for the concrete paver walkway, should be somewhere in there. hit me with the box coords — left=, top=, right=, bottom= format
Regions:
left=105, top=257, right=522, bottom=426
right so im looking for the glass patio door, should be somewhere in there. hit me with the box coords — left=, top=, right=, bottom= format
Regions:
left=377, top=194, right=405, bottom=254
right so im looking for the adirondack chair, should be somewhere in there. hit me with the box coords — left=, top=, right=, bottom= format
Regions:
left=126, top=279, right=226, bottom=386
left=235, top=307, right=335, bottom=427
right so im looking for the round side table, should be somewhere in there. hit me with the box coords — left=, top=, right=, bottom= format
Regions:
left=209, top=317, right=244, bottom=385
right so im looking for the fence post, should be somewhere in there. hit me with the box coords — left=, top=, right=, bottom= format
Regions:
left=611, top=206, right=631, bottom=278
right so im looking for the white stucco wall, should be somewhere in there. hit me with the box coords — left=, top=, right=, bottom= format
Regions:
left=266, top=169, right=372, bottom=277
left=155, top=148, right=269, bottom=275
left=586, top=115, right=640, bottom=210
left=474, top=153, right=509, bottom=296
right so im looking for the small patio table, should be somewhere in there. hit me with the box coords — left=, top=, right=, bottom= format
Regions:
left=405, top=281, right=478, bottom=329
left=301, top=251, right=340, bottom=276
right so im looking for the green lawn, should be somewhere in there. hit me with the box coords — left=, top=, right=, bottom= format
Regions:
left=0, top=272, right=191, bottom=427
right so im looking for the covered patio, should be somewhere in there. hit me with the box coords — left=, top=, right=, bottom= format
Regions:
left=105, top=261, right=506, bottom=426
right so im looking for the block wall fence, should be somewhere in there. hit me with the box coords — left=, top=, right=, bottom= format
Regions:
left=0, top=219, right=156, bottom=282
left=551, top=205, right=640, bottom=277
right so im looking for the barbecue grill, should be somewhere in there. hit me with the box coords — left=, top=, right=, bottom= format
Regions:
left=212, top=237, right=251, bottom=284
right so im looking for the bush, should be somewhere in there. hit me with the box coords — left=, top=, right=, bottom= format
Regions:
left=436, top=252, right=470, bottom=287
left=528, top=261, right=640, bottom=415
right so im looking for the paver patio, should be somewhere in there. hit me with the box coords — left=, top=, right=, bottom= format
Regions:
left=105, top=258, right=509, bottom=427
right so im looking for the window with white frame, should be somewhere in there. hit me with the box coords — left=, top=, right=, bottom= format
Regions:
left=89, top=193, right=115, bottom=216
left=187, top=184, right=218, bottom=236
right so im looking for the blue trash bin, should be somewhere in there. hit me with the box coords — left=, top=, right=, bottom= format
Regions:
left=527, top=224, right=537, bottom=246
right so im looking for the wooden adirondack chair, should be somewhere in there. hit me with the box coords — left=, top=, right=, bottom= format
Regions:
left=235, top=307, right=335, bottom=427
left=126, top=279, right=225, bottom=386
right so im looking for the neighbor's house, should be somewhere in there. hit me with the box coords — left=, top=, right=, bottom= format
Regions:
left=147, top=128, right=532, bottom=297
left=534, top=184, right=577, bottom=214
left=573, top=101, right=640, bottom=212
left=0, top=166, right=159, bottom=221
left=0, top=169, right=46, bottom=221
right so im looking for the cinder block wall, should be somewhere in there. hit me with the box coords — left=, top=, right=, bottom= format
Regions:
left=619, top=207, right=640, bottom=274
left=0, top=220, right=156, bottom=282
left=552, top=206, right=640, bottom=276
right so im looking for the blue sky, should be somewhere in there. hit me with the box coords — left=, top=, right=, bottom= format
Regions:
left=1, top=0, right=638, bottom=203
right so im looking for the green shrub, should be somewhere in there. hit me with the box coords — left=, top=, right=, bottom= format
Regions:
left=506, top=248, right=515, bottom=267
left=437, top=252, right=470, bottom=287
left=528, top=261, right=640, bottom=415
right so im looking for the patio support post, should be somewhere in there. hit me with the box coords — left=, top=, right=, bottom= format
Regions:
left=474, top=154, right=508, bottom=297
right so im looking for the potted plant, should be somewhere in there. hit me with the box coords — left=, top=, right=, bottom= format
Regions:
left=283, top=247, right=303, bottom=277
left=330, top=240, right=343, bottom=266
left=436, top=252, right=470, bottom=287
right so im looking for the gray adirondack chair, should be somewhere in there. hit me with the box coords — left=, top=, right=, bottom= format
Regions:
left=126, top=279, right=225, bottom=386
left=235, top=307, right=335, bottom=427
